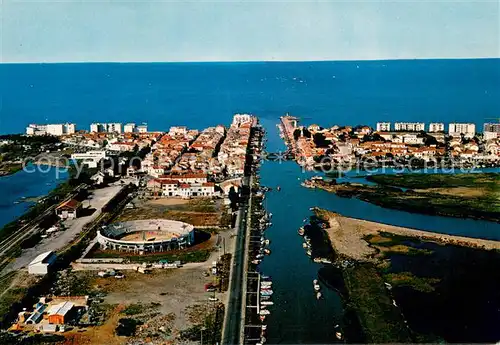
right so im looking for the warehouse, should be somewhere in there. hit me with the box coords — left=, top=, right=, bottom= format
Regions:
left=55, top=199, right=82, bottom=219
left=28, top=251, right=57, bottom=275
left=47, top=301, right=75, bottom=325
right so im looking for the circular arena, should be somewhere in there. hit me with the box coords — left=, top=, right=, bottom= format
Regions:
left=97, top=219, right=195, bottom=254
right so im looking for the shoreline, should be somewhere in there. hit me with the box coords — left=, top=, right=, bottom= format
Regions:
left=314, top=208, right=500, bottom=262
left=305, top=178, right=500, bottom=223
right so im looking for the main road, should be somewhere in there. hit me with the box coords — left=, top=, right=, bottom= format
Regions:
left=221, top=175, right=251, bottom=345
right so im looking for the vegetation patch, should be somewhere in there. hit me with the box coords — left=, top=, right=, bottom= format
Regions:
left=385, top=272, right=440, bottom=293
left=343, top=264, right=412, bottom=343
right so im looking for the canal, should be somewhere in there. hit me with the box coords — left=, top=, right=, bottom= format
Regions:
left=257, top=117, right=500, bottom=343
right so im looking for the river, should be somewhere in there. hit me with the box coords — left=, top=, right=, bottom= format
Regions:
left=0, top=165, right=69, bottom=228
left=257, top=117, right=500, bottom=343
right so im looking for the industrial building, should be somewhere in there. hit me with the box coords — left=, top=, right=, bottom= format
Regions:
left=55, top=199, right=82, bottom=219
left=28, top=251, right=57, bottom=275
left=47, top=302, right=75, bottom=324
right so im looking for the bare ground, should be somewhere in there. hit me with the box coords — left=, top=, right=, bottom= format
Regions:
left=315, top=208, right=500, bottom=262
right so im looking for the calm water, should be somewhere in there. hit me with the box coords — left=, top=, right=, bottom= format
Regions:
left=1, top=60, right=500, bottom=342
left=0, top=165, right=68, bottom=228
left=1, top=60, right=499, bottom=134
left=258, top=118, right=500, bottom=343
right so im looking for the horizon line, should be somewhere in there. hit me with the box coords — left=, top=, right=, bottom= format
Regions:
left=1, top=57, right=499, bottom=65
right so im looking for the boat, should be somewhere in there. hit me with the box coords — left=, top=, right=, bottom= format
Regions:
left=335, top=332, right=343, bottom=340
left=260, top=295, right=272, bottom=301
left=313, top=258, right=322, bottom=263
left=316, top=292, right=322, bottom=299
left=298, top=227, right=305, bottom=236
left=259, top=309, right=271, bottom=315
left=252, top=260, right=261, bottom=265
left=264, top=239, right=270, bottom=245
left=313, top=279, right=318, bottom=284
left=264, top=249, right=271, bottom=255
left=314, top=284, right=321, bottom=291
left=261, top=301, right=274, bottom=306
left=302, top=243, right=308, bottom=249
left=260, top=291, right=273, bottom=296
left=261, top=275, right=271, bottom=280
left=306, top=249, right=312, bottom=256
left=276, top=186, right=281, bottom=191
left=260, top=315, right=266, bottom=322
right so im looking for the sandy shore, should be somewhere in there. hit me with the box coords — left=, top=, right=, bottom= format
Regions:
left=315, top=208, right=500, bottom=261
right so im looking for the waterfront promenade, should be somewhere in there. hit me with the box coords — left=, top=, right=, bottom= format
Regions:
left=221, top=174, right=251, bottom=345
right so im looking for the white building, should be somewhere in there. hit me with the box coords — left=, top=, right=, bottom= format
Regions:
left=71, top=150, right=108, bottom=168
left=449, top=123, right=476, bottom=138
left=26, top=123, right=75, bottom=136
left=28, top=251, right=57, bottom=275
left=169, top=126, right=188, bottom=136
left=429, top=123, right=445, bottom=133
left=137, top=124, right=148, bottom=133
left=376, top=122, right=391, bottom=132
left=394, top=122, right=425, bottom=132
left=232, top=114, right=254, bottom=126
left=124, top=123, right=136, bottom=133
left=90, top=123, right=122, bottom=133
left=484, top=123, right=500, bottom=133
left=402, top=134, right=425, bottom=145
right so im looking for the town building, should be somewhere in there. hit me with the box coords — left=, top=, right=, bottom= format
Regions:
left=484, top=122, right=500, bottom=133
left=28, top=251, right=57, bottom=275
left=429, top=123, right=445, bottom=133
left=55, top=199, right=82, bottom=219
left=394, top=122, right=425, bottom=132
left=124, top=123, right=136, bottom=133
left=376, top=122, right=391, bottom=132
left=449, top=123, right=476, bottom=138
left=71, top=150, right=109, bottom=168
left=90, top=123, right=122, bottom=133
left=26, top=123, right=76, bottom=136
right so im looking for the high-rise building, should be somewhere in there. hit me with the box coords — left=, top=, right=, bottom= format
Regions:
left=90, top=123, right=122, bottom=133
left=376, top=122, right=391, bottom=132
left=484, top=123, right=500, bottom=133
left=429, top=123, right=445, bottom=133
left=124, top=123, right=136, bottom=133
left=27, top=123, right=75, bottom=136
left=394, top=122, right=425, bottom=132
left=449, top=123, right=476, bottom=138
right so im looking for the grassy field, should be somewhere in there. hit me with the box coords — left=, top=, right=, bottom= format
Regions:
left=343, top=264, right=412, bottom=343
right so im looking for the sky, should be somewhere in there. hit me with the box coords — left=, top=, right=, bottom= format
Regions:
left=1, top=0, right=499, bottom=63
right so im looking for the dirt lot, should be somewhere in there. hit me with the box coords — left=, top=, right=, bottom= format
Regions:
left=63, top=264, right=224, bottom=345
left=119, top=197, right=228, bottom=227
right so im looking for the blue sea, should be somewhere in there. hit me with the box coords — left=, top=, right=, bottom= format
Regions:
left=1, top=60, right=500, bottom=343
left=1, top=59, right=499, bottom=134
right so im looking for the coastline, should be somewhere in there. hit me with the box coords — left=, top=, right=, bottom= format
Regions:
left=304, top=177, right=500, bottom=223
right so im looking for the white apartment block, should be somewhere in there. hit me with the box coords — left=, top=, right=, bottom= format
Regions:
left=90, top=123, right=122, bottom=133
left=169, top=126, right=188, bottom=136
left=137, top=124, right=148, bottom=133
left=376, top=122, right=391, bottom=132
left=484, top=123, right=500, bottom=133
left=124, top=123, right=136, bottom=133
left=429, top=123, right=445, bottom=133
left=26, top=123, right=76, bottom=136
left=232, top=114, right=254, bottom=126
left=449, top=123, right=476, bottom=138
left=394, top=122, right=425, bottom=132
